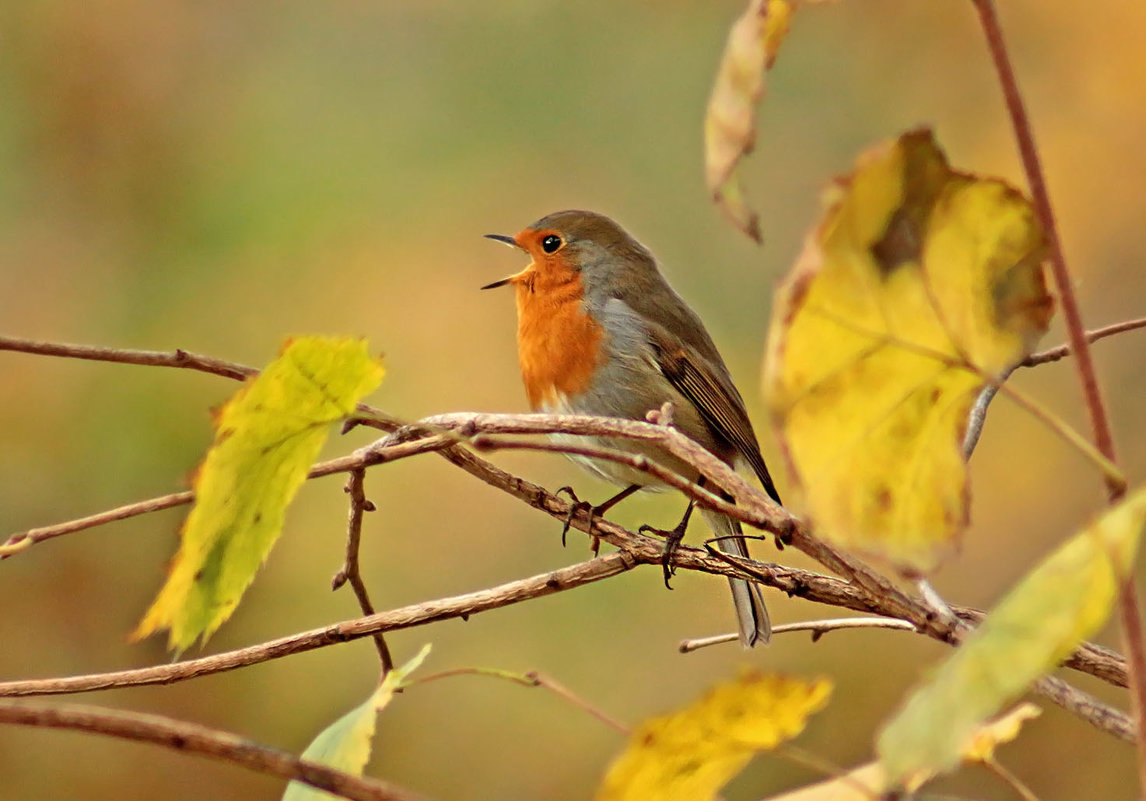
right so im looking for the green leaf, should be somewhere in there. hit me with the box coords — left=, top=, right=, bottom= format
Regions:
left=133, top=336, right=385, bottom=653
left=877, top=487, right=1146, bottom=788
left=284, top=645, right=432, bottom=801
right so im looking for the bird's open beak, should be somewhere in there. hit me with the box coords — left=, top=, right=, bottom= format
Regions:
left=484, top=233, right=518, bottom=247
left=482, top=233, right=522, bottom=290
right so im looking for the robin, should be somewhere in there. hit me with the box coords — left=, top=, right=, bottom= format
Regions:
left=482, top=209, right=781, bottom=647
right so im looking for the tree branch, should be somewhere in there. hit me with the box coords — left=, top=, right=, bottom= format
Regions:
left=408, top=668, right=629, bottom=735
left=0, top=553, right=636, bottom=697
left=0, top=337, right=257, bottom=381
left=0, top=435, right=454, bottom=558
left=2, top=334, right=1140, bottom=745
left=679, top=617, right=920, bottom=652
left=1023, top=316, right=1146, bottom=368
left=332, top=469, right=392, bottom=672
left=0, top=699, right=423, bottom=801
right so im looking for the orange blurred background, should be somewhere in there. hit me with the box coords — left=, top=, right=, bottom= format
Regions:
left=1, top=1, right=1143, bottom=798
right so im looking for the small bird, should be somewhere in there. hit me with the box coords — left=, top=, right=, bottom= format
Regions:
left=483, top=210, right=781, bottom=647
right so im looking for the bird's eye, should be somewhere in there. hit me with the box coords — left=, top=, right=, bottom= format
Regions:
left=541, top=234, right=563, bottom=254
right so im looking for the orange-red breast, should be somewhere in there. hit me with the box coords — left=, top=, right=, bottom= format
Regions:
left=483, top=210, right=781, bottom=647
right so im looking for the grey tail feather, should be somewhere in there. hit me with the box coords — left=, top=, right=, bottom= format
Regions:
left=701, top=509, right=771, bottom=647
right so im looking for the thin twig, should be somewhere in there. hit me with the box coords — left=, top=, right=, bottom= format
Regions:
left=970, top=1, right=1118, bottom=474
left=0, top=335, right=406, bottom=431
left=1023, top=317, right=1146, bottom=367
left=0, top=337, right=258, bottom=381
left=963, top=380, right=1007, bottom=459
left=0, top=491, right=193, bottom=558
left=408, top=668, right=629, bottom=734
left=333, top=470, right=392, bottom=672
left=679, top=617, right=919, bottom=653
left=0, top=434, right=455, bottom=559
left=972, top=0, right=1144, bottom=778
left=0, top=553, right=636, bottom=697
left=982, top=757, right=1041, bottom=801
left=0, top=699, right=422, bottom=801
left=524, top=671, right=631, bottom=734
left=968, top=313, right=1146, bottom=455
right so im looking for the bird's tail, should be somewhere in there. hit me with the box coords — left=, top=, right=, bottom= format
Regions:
left=701, top=508, right=771, bottom=647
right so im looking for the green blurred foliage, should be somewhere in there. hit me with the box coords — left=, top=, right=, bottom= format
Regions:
left=0, top=1, right=1143, bottom=799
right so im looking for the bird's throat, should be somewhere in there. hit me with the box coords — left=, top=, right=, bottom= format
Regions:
left=514, top=273, right=604, bottom=409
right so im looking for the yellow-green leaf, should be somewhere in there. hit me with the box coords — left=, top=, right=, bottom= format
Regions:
left=877, top=488, right=1146, bottom=787
left=961, top=703, right=1040, bottom=765
left=704, top=0, right=794, bottom=242
left=133, top=336, right=384, bottom=653
left=763, top=706, right=1038, bottom=799
left=284, top=645, right=431, bottom=801
left=597, top=672, right=831, bottom=801
left=763, top=128, right=1051, bottom=570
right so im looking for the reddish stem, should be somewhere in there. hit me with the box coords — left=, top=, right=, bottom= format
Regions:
left=971, top=0, right=1144, bottom=782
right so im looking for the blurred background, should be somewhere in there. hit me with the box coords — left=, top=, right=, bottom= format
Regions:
left=1, top=0, right=1143, bottom=798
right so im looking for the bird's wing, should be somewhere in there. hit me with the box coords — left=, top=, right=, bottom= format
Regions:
left=646, top=322, right=782, bottom=505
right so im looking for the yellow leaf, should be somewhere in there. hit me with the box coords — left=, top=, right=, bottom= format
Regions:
left=961, top=703, right=1040, bottom=764
left=704, top=0, right=794, bottom=242
left=597, top=672, right=831, bottom=801
left=763, top=129, right=1051, bottom=570
left=133, top=336, right=384, bottom=653
left=284, top=645, right=431, bottom=801
left=877, top=488, right=1146, bottom=787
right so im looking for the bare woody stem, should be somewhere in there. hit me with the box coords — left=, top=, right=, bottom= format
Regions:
left=972, top=0, right=1146, bottom=781
left=333, top=469, right=393, bottom=672
left=2, top=335, right=1142, bottom=743
left=0, top=408, right=1133, bottom=686
left=971, top=0, right=1118, bottom=474
left=1023, top=316, right=1146, bottom=367
left=0, top=553, right=637, bottom=697
left=679, top=617, right=920, bottom=653
left=1, top=435, right=455, bottom=557
left=408, top=668, right=630, bottom=735
left=0, top=492, right=1130, bottom=740
left=0, top=700, right=423, bottom=801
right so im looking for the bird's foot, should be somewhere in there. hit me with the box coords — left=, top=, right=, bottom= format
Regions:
left=639, top=520, right=689, bottom=590
left=554, top=486, right=604, bottom=555
left=555, top=484, right=641, bottom=556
